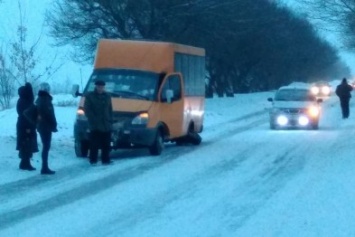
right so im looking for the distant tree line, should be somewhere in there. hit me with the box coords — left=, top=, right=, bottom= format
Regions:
left=46, top=0, right=349, bottom=97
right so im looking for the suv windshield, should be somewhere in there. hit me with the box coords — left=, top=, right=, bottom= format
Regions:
left=84, top=69, right=160, bottom=101
left=275, top=89, right=315, bottom=101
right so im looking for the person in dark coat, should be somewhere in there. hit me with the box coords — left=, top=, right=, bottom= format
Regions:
left=36, top=82, right=58, bottom=175
left=16, top=82, right=38, bottom=171
left=335, top=78, right=353, bottom=119
left=84, top=80, right=113, bottom=165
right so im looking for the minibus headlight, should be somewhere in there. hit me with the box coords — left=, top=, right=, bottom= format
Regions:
left=76, top=108, right=87, bottom=121
left=132, top=113, right=149, bottom=125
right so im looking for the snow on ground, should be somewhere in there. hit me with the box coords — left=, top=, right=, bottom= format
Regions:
left=0, top=91, right=273, bottom=185
left=2, top=82, right=355, bottom=237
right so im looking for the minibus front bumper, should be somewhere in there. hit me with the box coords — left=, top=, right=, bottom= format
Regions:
left=74, top=120, right=157, bottom=149
left=111, top=126, right=157, bottom=148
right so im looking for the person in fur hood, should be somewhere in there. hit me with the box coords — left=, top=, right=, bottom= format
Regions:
left=35, top=82, right=58, bottom=175
left=16, top=82, right=38, bottom=171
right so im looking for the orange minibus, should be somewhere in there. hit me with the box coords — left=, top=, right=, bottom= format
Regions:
left=72, top=39, right=205, bottom=156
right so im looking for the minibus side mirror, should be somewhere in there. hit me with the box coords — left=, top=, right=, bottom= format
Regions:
left=166, top=89, right=174, bottom=104
left=72, top=84, right=83, bottom=97
left=267, top=97, right=273, bottom=102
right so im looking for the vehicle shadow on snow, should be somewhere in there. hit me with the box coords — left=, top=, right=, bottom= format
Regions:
left=108, top=141, right=211, bottom=160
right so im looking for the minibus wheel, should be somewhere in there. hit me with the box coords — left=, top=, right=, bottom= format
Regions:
left=75, top=140, right=89, bottom=158
left=149, top=130, right=164, bottom=155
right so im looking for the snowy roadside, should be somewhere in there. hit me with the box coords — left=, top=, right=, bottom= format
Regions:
left=0, top=92, right=273, bottom=185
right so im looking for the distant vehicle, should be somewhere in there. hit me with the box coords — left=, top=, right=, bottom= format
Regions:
left=72, top=39, right=206, bottom=157
left=310, top=81, right=331, bottom=98
left=267, top=87, right=323, bottom=130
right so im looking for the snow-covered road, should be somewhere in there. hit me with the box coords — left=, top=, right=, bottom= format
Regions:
left=1, top=91, right=355, bottom=237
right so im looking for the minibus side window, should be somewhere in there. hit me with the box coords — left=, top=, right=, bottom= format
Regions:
left=161, top=75, right=182, bottom=103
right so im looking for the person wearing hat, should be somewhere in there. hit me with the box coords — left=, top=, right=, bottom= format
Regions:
left=35, top=82, right=58, bottom=174
left=335, top=77, right=353, bottom=119
left=84, top=79, right=113, bottom=165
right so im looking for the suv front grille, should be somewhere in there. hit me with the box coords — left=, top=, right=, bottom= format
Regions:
left=281, top=108, right=305, bottom=114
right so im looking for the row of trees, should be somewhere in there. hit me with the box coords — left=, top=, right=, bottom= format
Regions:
left=0, top=0, right=353, bottom=109
left=46, top=0, right=349, bottom=97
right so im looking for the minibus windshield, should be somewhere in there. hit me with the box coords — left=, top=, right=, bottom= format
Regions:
left=85, top=69, right=160, bottom=101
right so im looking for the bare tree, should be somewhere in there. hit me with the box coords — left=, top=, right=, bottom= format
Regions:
left=0, top=1, right=64, bottom=110
left=9, top=1, right=64, bottom=90
left=300, top=0, right=355, bottom=49
left=0, top=52, right=15, bottom=109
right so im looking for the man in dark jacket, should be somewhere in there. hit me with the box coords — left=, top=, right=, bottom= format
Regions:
left=335, top=78, right=353, bottom=119
left=84, top=80, right=113, bottom=165
left=36, top=82, right=58, bottom=174
left=16, top=82, right=38, bottom=171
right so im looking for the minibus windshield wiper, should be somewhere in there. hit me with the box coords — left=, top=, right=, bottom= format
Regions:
left=111, top=90, right=150, bottom=100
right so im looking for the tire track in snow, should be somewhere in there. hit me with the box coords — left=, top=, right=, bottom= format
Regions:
left=0, top=111, right=268, bottom=230
left=81, top=137, right=304, bottom=237
left=0, top=109, right=267, bottom=199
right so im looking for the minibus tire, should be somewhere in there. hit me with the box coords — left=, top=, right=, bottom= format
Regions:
left=75, top=140, right=89, bottom=158
left=149, top=130, right=164, bottom=156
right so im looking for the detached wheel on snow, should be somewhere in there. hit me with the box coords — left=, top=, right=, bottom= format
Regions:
left=75, top=140, right=89, bottom=158
left=149, top=130, right=164, bottom=156
left=176, top=126, right=202, bottom=146
left=188, top=131, right=202, bottom=145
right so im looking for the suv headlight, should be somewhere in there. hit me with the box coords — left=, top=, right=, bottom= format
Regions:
left=311, top=86, right=319, bottom=95
left=308, top=106, right=320, bottom=117
left=321, top=86, right=330, bottom=95
left=132, top=112, right=149, bottom=125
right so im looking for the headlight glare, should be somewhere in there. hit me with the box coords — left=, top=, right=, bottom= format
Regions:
left=298, top=116, right=309, bottom=126
left=308, top=106, right=320, bottom=117
left=311, top=86, right=319, bottom=95
left=321, top=86, right=330, bottom=95
left=277, top=115, right=288, bottom=126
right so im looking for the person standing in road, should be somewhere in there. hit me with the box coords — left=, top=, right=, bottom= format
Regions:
left=84, top=80, right=113, bottom=165
left=16, top=82, right=38, bottom=171
left=36, top=82, right=58, bottom=175
left=335, top=78, right=353, bottom=119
